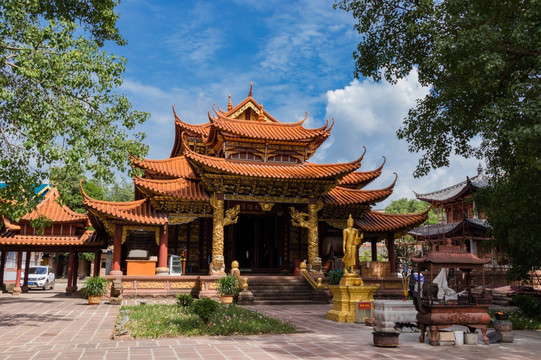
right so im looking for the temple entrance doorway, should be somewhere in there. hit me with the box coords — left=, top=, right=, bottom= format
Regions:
left=228, top=215, right=280, bottom=273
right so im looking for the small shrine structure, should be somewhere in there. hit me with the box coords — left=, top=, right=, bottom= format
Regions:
left=412, top=239, right=492, bottom=345
left=0, top=186, right=104, bottom=294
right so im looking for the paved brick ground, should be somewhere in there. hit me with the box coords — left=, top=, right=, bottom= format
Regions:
left=1, top=283, right=540, bottom=359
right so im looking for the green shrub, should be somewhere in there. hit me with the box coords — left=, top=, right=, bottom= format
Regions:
left=191, top=297, right=219, bottom=323
left=82, top=276, right=108, bottom=297
left=512, top=295, right=541, bottom=320
left=328, top=269, right=344, bottom=285
left=215, top=275, right=239, bottom=296
left=176, top=294, right=194, bottom=307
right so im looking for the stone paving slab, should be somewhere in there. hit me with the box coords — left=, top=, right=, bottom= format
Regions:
left=1, top=283, right=540, bottom=359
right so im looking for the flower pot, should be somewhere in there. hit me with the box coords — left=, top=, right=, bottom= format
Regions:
left=464, top=332, right=478, bottom=345
left=373, top=331, right=399, bottom=347
left=221, top=295, right=233, bottom=304
left=87, top=295, right=101, bottom=305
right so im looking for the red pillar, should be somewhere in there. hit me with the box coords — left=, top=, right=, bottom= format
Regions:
left=387, top=233, right=397, bottom=274
left=22, top=251, right=31, bottom=293
left=156, top=226, right=169, bottom=275
left=13, top=251, right=23, bottom=295
left=0, top=251, right=6, bottom=291
left=111, top=224, right=123, bottom=276
left=93, top=250, right=101, bottom=277
left=66, top=250, right=75, bottom=295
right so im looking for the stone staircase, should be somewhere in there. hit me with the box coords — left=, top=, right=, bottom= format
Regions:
left=244, top=275, right=329, bottom=305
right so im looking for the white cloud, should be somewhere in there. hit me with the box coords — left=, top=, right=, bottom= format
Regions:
left=319, top=71, right=483, bottom=207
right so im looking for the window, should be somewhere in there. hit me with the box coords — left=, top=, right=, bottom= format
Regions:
left=267, top=154, right=300, bottom=163
left=229, top=152, right=262, bottom=162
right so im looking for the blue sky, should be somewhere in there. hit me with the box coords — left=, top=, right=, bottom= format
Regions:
left=111, top=0, right=481, bottom=208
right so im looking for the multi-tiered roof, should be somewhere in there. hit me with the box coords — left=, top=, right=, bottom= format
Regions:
left=83, top=86, right=426, bottom=237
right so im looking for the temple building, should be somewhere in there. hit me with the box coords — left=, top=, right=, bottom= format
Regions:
left=408, top=164, right=496, bottom=264
left=0, top=186, right=104, bottom=294
left=82, top=85, right=428, bottom=278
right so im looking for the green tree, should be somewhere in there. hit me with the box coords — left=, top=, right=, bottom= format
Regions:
left=0, top=0, right=148, bottom=221
left=384, top=197, right=439, bottom=224
left=335, top=0, right=541, bottom=279
left=107, top=179, right=134, bottom=203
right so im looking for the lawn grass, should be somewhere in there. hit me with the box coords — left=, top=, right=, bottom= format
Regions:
left=117, top=302, right=296, bottom=339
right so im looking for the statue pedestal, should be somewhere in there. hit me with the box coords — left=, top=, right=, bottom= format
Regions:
left=326, top=274, right=379, bottom=323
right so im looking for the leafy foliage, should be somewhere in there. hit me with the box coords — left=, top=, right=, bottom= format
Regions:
left=359, top=250, right=385, bottom=262
left=176, top=294, right=194, bottom=308
left=190, top=298, right=220, bottom=324
left=0, top=0, right=148, bottom=220
left=82, top=276, right=108, bottom=297
left=385, top=198, right=439, bottom=224
left=512, top=295, right=541, bottom=321
left=328, top=269, right=345, bottom=285
left=335, top=0, right=541, bottom=279
left=215, top=275, right=239, bottom=296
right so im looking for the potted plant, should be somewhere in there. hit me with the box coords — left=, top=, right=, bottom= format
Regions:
left=82, top=276, right=109, bottom=305
left=215, top=275, right=239, bottom=304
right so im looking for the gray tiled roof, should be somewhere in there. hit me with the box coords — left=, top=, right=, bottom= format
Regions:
left=414, top=173, right=489, bottom=203
left=408, top=218, right=490, bottom=238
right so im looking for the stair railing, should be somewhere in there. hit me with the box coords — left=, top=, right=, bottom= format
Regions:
left=231, top=260, right=248, bottom=291
left=300, top=261, right=322, bottom=289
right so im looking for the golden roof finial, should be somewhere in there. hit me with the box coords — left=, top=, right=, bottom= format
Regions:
left=248, top=82, right=253, bottom=97
left=227, top=94, right=232, bottom=111
left=258, top=103, right=265, bottom=122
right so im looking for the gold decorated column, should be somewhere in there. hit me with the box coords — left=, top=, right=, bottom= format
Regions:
left=209, top=194, right=240, bottom=274
left=307, top=201, right=320, bottom=266
left=290, top=199, right=323, bottom=270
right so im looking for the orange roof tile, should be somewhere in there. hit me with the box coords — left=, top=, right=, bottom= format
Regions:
left=185, top=147, right=364, bottom=179
left=21, top=187, right=88, bottom=224
left=81, top=182, right=167, bottom=225
left=206, top=112, right=331, bottom=143
left=0, top=230, right=104, bottom=247
left=173, top=106, right=210, bottom=137
left=220, top=83, right=278, bottom=122
left=338, top=158, right=385, bottom=189
left=134, top=177, right=209, bottom=201
left=2, top=215, right=20, bottom=231
left=132, top=156, right=198, bottom=179
left=324, top=186, right=393, bottom=206
left=355, top=209, right=429, bottom=233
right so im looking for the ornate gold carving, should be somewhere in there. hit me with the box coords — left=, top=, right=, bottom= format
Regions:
left=122, top=281, right=133, bottom=289
left=122, top=226, right=160, bottom=246
left=225, top=194, right=308, bottom=204
left=170, top=281, right=196, bottom=289
left=209, top=195, right=240, bottom=274
left=169, top=214, right=197, bottom=225
left=138, top=281, right=165, bottom=289
left=204, top=174, right=336, bottom=198
left=325, top=220, right=347, bottom=229
left=258, top=202, right=275, bottom=211
left=290, top=200, right=323, bottom=269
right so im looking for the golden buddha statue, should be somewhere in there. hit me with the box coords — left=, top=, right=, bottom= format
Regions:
left=342, top=214, right=363, bottom=275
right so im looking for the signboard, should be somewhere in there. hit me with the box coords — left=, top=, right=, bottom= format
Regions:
left=357, top=302, right=372, bottom=310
